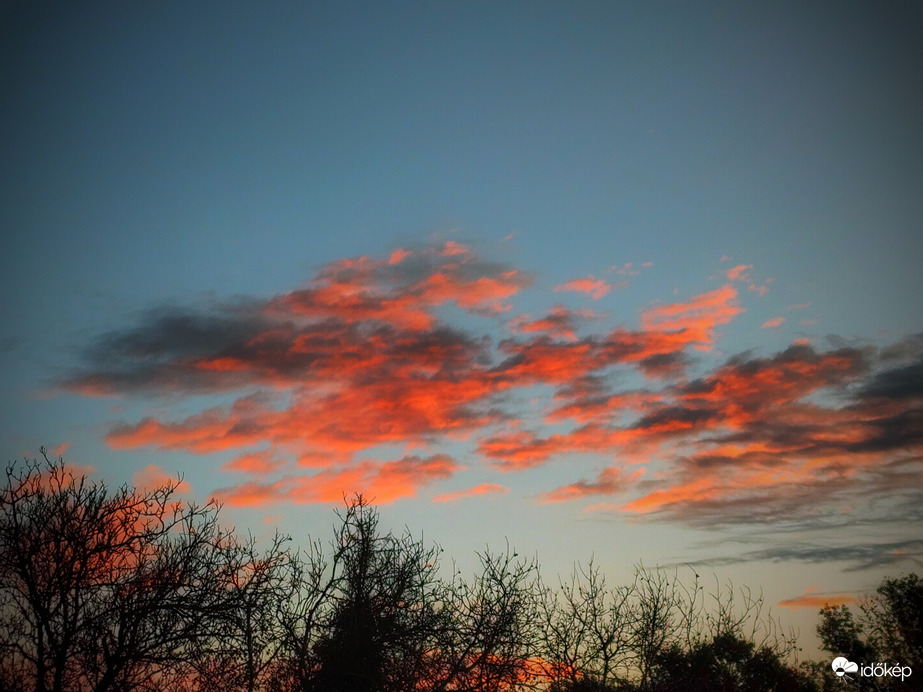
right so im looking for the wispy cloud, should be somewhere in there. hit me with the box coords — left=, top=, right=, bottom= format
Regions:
left=761, top=316, right=785, bottom=328
left=554, top=275, right=613, bottom=300
left=133, top=464, right=190, bottom=493
left=777, top=586, right=857, bottom=610
left=214, top=454, right=459, bottom=506
left=725, top=264, right=752, bottom=281
left=686, top=538, right=923, bottom=573
left=47, top=442, right=70, bottom=458
left=433, top=483, right=509, bottom=503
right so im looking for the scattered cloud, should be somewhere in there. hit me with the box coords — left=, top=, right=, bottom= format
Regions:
left=554, top=275, right=613, bottom=300
left=761, top=317, right=785, bottom=328
left=539, top=467, right=644, bottom=503
left=725, top=264, right=752, bottom=281
left=222, top=450, right=285, bottom=474
left=215, top=454, right=459, bottom=506
left=640, top=285, right=742, bottom=350
left=60, top=243, right=923, bottom=561
left=433, top=483, right=509, bottom=503
left=47, top=442, right=70, bottom=458
left=133, top=464, right=190, bottom=493
left=777, top=586, right=857, bottom=610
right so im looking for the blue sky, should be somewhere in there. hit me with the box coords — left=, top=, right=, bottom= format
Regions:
left=2, top=0, right=922, bottom=654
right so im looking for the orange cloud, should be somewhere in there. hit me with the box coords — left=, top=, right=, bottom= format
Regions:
left=132, top=464, right=190, bottom=493
left=47, top=442, right=70, bottom=458
left=61, top=242, right=923, bottom=527
left=554, top=275, right=612, bottom=300
left=432, top=483, right=509, bottom=503
left=511, top=306, right=589, bottom=341
left=539, top=467, right=643, bottom=503
left=216, top=454, right=459, bottom=507
left=726, top=264, right=752, bottom=281
left=388, top=248, right=412, bottom=264
left=761, top=316, right=785, bottom=328
left=222, top=450, right=285, bottom=474
left=641, top=285, right=742, bottom=350
left=441, top=239, right=469, bottom=256
left=777, top=587, right=857, bottom=610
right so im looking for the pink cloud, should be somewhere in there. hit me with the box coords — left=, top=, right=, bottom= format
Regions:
left=432, top=483, right=509, bottom=503
left=539, top=467, right=644, bottom=503
left=761, top=316, right=785, bottom=328
left=641, top=285, right=742, bottom=349
left=388, top=248, right=412, bottom=264
left=47, top=442, right=70, bottom=458
left=61, top=242, right=923, bottom=528
left=133, top=464, right=190, bottom=493
left=554, top=275, right=612, bottom=300
left=778, top=587, right=857, bottom=610
left=216, top=454, right=459, bottom=506
left=725, top=264, right=752, bottom=281
left=223, top=450, right=285, bottom=474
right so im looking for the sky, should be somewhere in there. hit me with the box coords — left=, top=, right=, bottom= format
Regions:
left=2, top=0, right=922, bottom=656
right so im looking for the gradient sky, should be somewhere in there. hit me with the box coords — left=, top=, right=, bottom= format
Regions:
left=2, top=1, right=922, bottom=655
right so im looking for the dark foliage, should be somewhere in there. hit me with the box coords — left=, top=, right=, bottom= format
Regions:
left=816, top=574, right=922, bottom=692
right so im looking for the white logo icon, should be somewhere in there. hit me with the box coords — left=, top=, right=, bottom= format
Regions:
left=832, top=657, right=859, bottom=677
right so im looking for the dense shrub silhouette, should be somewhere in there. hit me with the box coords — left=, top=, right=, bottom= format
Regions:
left=816, top=574, right=922, bottom=692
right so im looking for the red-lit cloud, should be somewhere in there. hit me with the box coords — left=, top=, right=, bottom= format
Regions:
left=61, top=244, right=923, bottom=538
left=777, top=587, right=857, bottom=610
left=640, top=285, right=742, bottom=350
left=539, top=467, right=643, bottom=503
left=215, top=454, right=459, bottom=506
left=554, top=275, right=612, bottom=300
left=47, top=442, right=70, bottom=458
left=433, top=483, right=509, bottom=503
left=133, top=464, right=190, bottom=493
left=761, top=316, right=785, bottom=328
left=725, top=264, right=752, bottom=281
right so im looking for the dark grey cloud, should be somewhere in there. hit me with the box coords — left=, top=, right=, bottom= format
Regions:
left=59, top=303, right=491, bottom=396
left=855, top=356, right=923, bottom=402
left=684, top=538, right=923, bottom=573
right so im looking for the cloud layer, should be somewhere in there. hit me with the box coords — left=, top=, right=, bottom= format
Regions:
left=62, top=243, right=923, bottom=554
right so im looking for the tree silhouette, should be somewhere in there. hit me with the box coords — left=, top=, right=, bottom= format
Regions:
left=289, top=496, right=541, bottom=692
left=647, top=632, right=817, bottom=692
left=0, top=453, right=846, bottom=691
left=817, top=573, right=922, bottom=692
left=303, top=496, right=442, bottom=691
left=188, top=532, right=296, bottom=692
left=0, top=453, right=243, bottom=692
left=538, top=563, right=811, bottom=692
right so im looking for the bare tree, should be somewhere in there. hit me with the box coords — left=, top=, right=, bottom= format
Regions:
left=537, top=562, right=806, bottom=692
left=538, top=560, right=635, bottom=690
left=427, top=545, right=541, bottom=692
left=272, top=496, right=541, bottom=692
left=0, top=452, right=242, bottom=692
left=187, top=533, right=296, bottom=692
